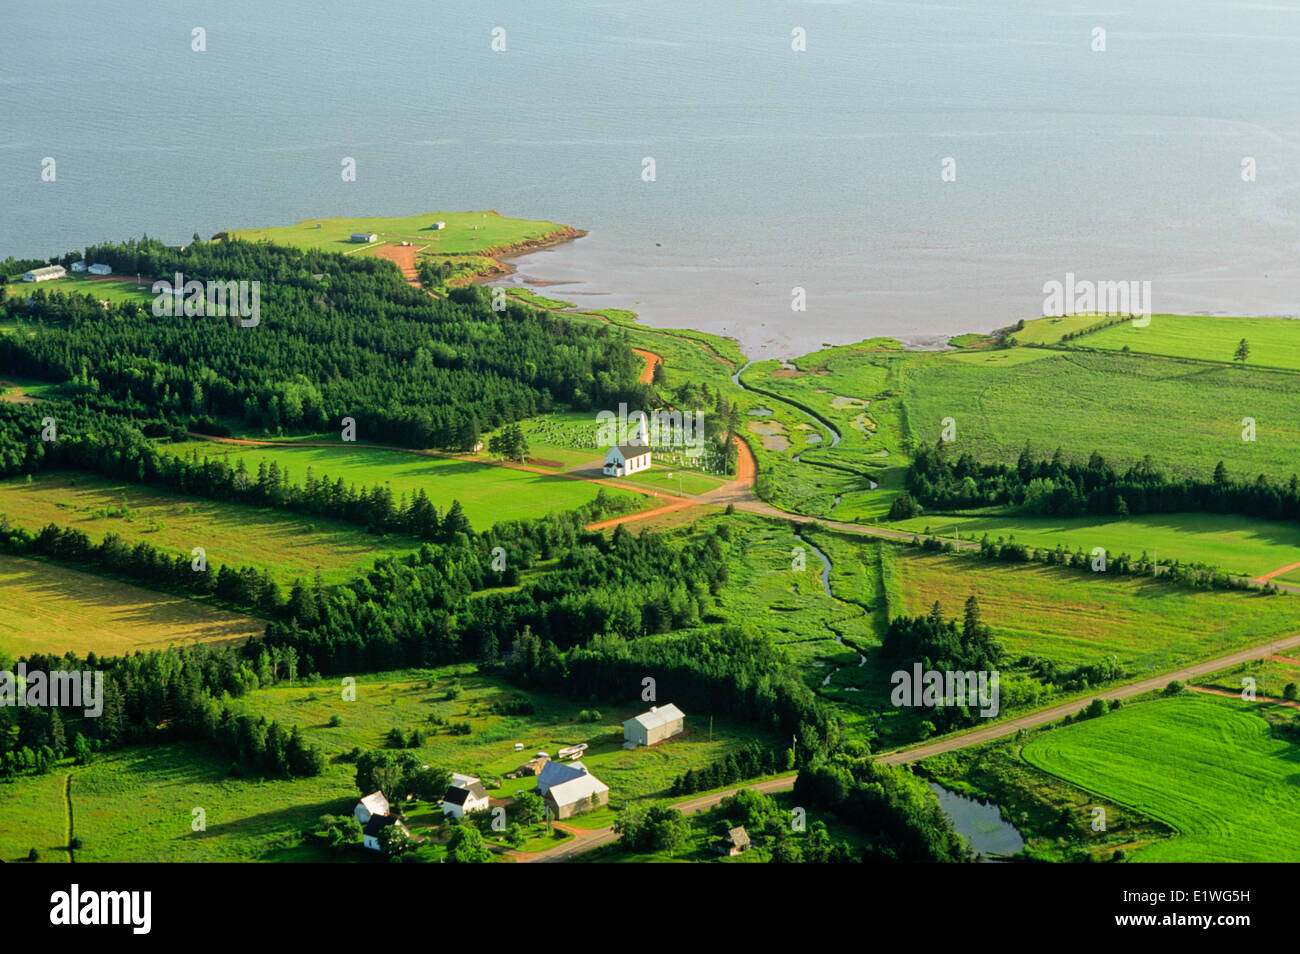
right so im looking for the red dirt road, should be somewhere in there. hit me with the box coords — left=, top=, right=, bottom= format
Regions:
left=372, top=243, right=420, bottom=285
left=632, top=348, right=662, bottom=385
left=1252, top=561, right=1300, bottom=584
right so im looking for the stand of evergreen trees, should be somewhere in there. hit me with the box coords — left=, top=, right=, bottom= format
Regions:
left=0, top=642, right=324, bottom=781
left=0, top=237, right=651, bottom=448
left=895, top=442, right=1300, bottom=523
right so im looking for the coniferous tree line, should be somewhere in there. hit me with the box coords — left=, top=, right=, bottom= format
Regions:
left=907, top=529, right=1275, bottom=593
left=895, top=441, right=1300, bottom=524
left=668, top=741, right=793, bottom=795
left=0, top=642, right=324, bottom=780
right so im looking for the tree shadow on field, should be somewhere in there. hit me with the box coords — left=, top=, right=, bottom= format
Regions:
left=186, top=798, right=355, bottom=841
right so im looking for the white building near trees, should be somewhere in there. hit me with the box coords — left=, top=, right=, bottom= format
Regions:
left=623, top=703, right=686, bottom=747
left=603, top=443, right=652, bottom=477
left=354, top=790, right=390, bottom=825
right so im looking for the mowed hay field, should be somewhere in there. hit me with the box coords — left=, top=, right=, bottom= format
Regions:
left=0, top=553, right=264, bottom=657
left=161, top=441, right=647, bottom=529
left=893, top=511, right=1300, bottom=583
left=1079, top=314, right=1300, bottom=373
left=1022, top=693, right=1300, bottom=861
left=223, top=211, right=568, bottom=255
left=893, top=549, right=1299, bottom=673
left=902, top=350, right=1300, bottom=481
left=0, top=472, right=422, bottom=586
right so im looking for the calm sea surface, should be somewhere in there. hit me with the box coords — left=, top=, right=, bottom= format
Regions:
left=3, top=0, right=1298, bottom=356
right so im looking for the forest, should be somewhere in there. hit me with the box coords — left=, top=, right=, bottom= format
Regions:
left=0, top=237, right=650, bottom=447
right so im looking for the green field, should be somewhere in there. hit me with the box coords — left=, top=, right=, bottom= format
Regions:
left=3, top=272, right=155, bottom=306
left=892, top=549, right=1298, bottom=674
left=894, top=511, right=1300, bottom=584
left=1010, top=314, right=1117, bottom=346
left=0, top=742, right=356, bottom=863
left=160, top=440, right=649, bottom=529
left=0, top=472, right=424, bottom=586
left=237, top=667, right=774, bottom=807
left=0, top=552, right=264, bottom=658
left=902, top=349, right=1300, bottom=481
left=1078, top=314, right=1300, bottom=372
left=223, top=211, right=570, bottom=256
left=1022, top=693, right=1300, bottom=861
left=0, top=665, right=776, bottom=862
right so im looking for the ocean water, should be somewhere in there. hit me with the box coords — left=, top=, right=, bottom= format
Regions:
left=3, top=0, right=1298, bottom=357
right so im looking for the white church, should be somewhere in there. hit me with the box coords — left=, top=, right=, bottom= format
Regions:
left=603, top=442, right=652, bottom=477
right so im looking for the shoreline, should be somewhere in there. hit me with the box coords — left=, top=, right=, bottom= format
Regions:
left=451, top=223, right=588, bottom=287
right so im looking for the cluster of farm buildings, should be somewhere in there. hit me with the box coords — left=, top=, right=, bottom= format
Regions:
left=21, top=261, right=112, bottom=282
left=350, top=703, right=686, bottom=851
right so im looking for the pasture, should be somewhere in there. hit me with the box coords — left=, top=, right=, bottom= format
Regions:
left=3, top=273, right=155, bottom=307
left=237, top=667, right=776, bottom=808
left=0, top=472, right=423, bottom=586
left=0, top=552, right=264, bottom=658
left=902, top=349, right=1300, bottom=481
left=223, top=211, right=570, bottom=256
left=159, top=440, right=648, bottom=529
left=893, top=511, right=1300, bottom=583
left=1076, top=314, right=1300, bottom=373
left=892, top=549, right=1300, bottom=674
left=1022, top=693, right=1300, bottom=861
left=0, top=665, right=777, bottom=862
left=0, top=742, right=353, bottom=863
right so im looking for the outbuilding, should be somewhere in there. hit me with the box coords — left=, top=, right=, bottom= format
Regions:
left=715, top=826, right=751, bottom=856
left=22, top=265, right=66, bottom=282
left=622, top=703, right=685, bottom=747
left=543, top=772, right=609, bottom=820
left=354, top=790, right=390, bottom=825
left=350, top=232, right=378, bottom=243
left=87, top=263, right=112, bottom=276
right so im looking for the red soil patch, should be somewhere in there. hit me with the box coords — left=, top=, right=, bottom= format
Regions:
left=372, top=243, right=420, bottom=286
left=731, top=436, right=757, bottom=486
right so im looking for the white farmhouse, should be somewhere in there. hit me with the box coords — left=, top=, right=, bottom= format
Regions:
left=354, top=790, right=390, bottom=825
left=623, top=703, right=685, bottom=748
left=22, top=265, right=66, bottom=283
left=87, top=263, right=112, bottom=276
left=362, top=813, right=405, bottom=851
left=603, top=443, right=652, bottom=477
left=442, top=779, right=490, bottom=819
